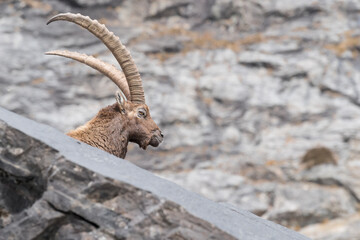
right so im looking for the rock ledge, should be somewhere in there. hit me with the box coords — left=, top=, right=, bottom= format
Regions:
left=0, top=107, right=309, bottom=240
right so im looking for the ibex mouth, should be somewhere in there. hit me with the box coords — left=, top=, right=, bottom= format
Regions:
left=149, top=131, right=163, bottom=148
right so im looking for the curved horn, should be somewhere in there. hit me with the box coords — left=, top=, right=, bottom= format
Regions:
left=46, top=50, right=131, bottom=100
left=47, top=13, right=145, bottom=104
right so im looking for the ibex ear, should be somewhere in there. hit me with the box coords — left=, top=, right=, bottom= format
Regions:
left=115, top=90, right=127, bottom=114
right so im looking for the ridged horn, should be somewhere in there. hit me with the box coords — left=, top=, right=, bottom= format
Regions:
left=47, top=13, right=145, bottom=104
left=46, top=50, right=131, bottom=100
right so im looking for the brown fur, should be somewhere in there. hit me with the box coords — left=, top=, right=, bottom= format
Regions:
left=67, top=101, right=163, bottom=159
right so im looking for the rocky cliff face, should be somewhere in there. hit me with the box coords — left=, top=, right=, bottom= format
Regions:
left=1, top=0, right=360, bottom=239
left=0, top=107, right=309, bottom=240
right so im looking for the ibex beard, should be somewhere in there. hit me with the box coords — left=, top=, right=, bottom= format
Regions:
left=46, top=13, right=163, bottom=159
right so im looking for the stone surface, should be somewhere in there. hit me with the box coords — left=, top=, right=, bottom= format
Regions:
left=300, top=213, right=360, bottom=240
left=0, top=107, right=309, bottom=240
left=1, top=0, right=360, bottom=238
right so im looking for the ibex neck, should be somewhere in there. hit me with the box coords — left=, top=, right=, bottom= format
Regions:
left=67, top=104, right=129, bottom=159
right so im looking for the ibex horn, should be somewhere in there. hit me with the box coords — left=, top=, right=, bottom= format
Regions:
left=47, top=13, right=145, bottom=104
left=46, top=50, right=131, bottom=100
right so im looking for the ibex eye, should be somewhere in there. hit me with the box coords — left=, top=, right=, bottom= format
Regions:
left=137, top=109, right=146, bottom=118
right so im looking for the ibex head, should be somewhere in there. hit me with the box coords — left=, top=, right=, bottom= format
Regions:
left=115, top=90, right=163, bottom=150
left=46, top=13, right=163, bottom=158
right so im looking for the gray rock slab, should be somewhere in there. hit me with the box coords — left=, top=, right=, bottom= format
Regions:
left=0, top=106, right=309, bottom=239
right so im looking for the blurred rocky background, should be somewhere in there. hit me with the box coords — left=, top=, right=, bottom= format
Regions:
left=1, top=0, right=360, bottom=239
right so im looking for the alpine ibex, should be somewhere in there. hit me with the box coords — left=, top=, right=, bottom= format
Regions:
left=46, top=13, right=163, bottom=159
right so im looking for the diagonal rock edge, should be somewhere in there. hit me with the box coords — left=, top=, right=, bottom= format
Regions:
left=0, top=107, right=309, bottom=240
